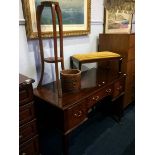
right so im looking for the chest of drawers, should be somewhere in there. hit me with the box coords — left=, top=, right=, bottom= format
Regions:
left=19, top=74, right=39, bottom=155
left=98, top=33, right=135, bottom=108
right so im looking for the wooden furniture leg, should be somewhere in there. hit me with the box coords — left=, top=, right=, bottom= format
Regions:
left=112, top=95, right=124, bottom=122
left=78, top=62, right=82, bottom=70
left=62, top=134, right=69, bottom=155
left=70, top=57, right=74, bottom=69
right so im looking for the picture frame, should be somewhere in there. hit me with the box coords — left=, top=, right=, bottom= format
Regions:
left=21, top=0, right=91, bottom=39
left=104, top=9, right=133, bottom=34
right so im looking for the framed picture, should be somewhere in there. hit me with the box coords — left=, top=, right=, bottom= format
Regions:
left=104, top=9, right=133, bottom=34
left=22, top=0, right=91, bottom=39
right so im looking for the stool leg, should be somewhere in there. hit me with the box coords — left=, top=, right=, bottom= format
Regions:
left=70, top=57, right=73, bottom=69
left=79, top=62, right=81, bottom=70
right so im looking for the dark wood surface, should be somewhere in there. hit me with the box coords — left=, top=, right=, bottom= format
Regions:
left=34, top=68, right=125, bottom=110
left=34, top=68, right=126, bottom=155
left=98, top=34, right=135, bottom=108
left=19, top=74, right=39, bottom=155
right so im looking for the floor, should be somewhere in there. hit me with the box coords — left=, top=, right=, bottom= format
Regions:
left=39, top=101, right=135, bottom=155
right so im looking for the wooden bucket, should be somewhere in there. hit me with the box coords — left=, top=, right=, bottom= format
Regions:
left=60, top=69, right=81, bottom=92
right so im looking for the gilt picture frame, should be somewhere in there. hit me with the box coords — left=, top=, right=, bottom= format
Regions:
left=21, top=0, right=91, bottom=39
left=104, top=9, right=132, bottom=34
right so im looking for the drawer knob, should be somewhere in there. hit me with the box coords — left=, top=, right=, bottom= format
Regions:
left=98, top=84, right=101, bottom=87
left=74, top=110, right=82, bottom=117
left=22, top=153, right=27, bottom=155
left=117, top=86, right=122, bottom=90
left=106, top=89, right=112, bottom=93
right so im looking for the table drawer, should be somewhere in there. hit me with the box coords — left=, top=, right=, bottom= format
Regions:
left=113, top=78, right=125, bottom=98
left=64, top=101, right=87, bottom=132
left=19, top=85, right=33, bottom=106
left=20, top=135, right=39, bottom=155
left=19, top=119, right=37, bottom=144
left=19, top=102, right=35, bottom=125
left=86, top=86, right=113, bottom=109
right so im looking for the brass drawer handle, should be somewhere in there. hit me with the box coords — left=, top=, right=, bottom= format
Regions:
left=117, top=86, right=122, bottom=91
left=74, top=110, right=82, bottom=117
left=92, top=96, right=99, bottom=101
left=98, top=82, right=105, bottom=87
left=106, top=89, right=112, bottom=93
left=96, top=96, right=99, bottom=100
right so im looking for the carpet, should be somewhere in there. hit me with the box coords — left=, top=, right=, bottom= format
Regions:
left=40, top=104, right=135, bottom=155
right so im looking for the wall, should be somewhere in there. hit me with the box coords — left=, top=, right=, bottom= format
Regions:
left=19, top=0, right=134, bottom=87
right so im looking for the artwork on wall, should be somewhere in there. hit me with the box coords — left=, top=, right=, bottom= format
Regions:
left=104, top=9, right=133, bottom=34
left=22, top=0, right=91, bottom=39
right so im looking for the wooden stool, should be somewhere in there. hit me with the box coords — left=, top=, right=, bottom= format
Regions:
left=70, top=51, right=123, bottom=73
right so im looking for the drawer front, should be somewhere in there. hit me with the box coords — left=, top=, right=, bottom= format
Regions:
left=19, top=85, right=33, bottom=106
left=113, top=78, right=125, bottom=98
left=20, top=135, right=39, bottom=155
left=64, top=101, right=86, bottom=132
left=86, top=86, right=113, bottom=109
left=19, top=102, right=35, bottom=125
left=19, top=119, right=37, bottom=144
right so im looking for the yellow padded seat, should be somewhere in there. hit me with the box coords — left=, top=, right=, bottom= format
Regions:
left=72, top=51, right=121, bottom=61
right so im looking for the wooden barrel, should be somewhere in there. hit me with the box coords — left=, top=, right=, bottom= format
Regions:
left=60, top=69, right=81, bottom=92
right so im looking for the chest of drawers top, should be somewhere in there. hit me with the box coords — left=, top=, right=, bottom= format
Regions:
left=19, top=74, right=34, bottom=89
left=19, top=74, right=35, bottom=105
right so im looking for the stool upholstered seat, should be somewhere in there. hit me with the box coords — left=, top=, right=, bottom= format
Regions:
left=72, top=51, right=121, bottom=61
left=70, top=51, right=122, bottom=73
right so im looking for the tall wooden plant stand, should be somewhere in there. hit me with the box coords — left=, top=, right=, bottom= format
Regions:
left=36, top=1, right=64, bottom=97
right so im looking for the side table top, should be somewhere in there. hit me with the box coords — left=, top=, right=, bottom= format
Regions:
left=34, top=68, right=125, bottom=110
